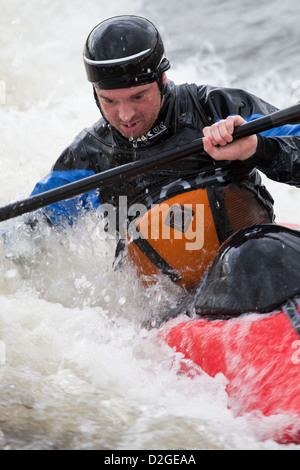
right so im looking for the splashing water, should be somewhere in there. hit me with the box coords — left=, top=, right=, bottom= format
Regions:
left=1, top=0, right=300, bottom=450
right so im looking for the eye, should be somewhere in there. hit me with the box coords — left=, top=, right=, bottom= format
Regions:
left=103, top=97, right=114, bottom=104
left=134, top=93, right=145, bottom=101
left=98, top=95, right=114, bottom=105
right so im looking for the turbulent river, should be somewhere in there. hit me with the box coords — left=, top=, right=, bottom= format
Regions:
left=1, top=0, right=300, bottom=450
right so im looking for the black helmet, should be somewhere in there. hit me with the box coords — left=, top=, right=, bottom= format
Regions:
left=83, top=15, right=170, bottom=90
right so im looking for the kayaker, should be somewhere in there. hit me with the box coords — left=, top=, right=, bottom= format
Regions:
left=29, top=15, right=300, bottom=284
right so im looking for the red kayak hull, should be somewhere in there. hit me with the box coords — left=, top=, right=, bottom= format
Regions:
left=160, top=311, right=300, bottom=444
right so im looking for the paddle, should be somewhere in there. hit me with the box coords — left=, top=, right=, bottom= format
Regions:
left=0, top=102, right=300, bottom=223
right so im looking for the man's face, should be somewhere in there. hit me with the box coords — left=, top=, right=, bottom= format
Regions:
left=94, top=76, right=166, bottom=140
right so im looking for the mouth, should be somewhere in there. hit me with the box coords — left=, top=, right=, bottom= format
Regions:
left=120, top=121, right=140, bottom=134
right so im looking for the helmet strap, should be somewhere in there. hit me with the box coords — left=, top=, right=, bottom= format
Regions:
left=157, top=72, right=164, bottom=93
left=93, top=86, right=102, bottom=113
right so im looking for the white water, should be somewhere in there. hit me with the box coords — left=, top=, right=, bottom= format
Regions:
left=1, top=0, right=300, bottom=450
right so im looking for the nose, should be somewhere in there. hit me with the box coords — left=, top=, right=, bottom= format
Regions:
left=118, top=102, right=135, bottom=123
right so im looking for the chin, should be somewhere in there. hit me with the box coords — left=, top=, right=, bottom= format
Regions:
left=118, top=123, right=147, bottom=140
left=122, top=131, right=143, bottom=140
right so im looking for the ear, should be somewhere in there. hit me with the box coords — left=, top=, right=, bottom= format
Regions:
left=162, top=73, right=168, bottom=85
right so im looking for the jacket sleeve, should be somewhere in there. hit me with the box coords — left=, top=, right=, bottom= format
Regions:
left=30, top=129, right=103, bottom=226
left=248, top=134, right=300, bottom=186
left=30, top=169, right=101, bottom=226
left=202, top=85, right=300, bottom=186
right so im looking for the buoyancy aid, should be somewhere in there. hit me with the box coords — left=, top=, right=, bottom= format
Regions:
left=126, top=179, right=272, bottom=290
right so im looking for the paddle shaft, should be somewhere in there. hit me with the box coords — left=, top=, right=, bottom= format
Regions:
left=1, top=103, right=300, bottom=222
